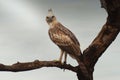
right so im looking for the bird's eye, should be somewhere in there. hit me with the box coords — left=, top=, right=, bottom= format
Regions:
left=46, top=17, right=49, bottom=19
left=52, top=16, right=55, bottom=18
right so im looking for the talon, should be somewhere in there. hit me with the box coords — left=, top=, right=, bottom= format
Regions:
left=63, top=68, right=66, bottom=72
left=53, top=60, right=60, bottom=63
left=63, top=61, right=66, bottom=65
left=62, top=65, right=66, bottom=72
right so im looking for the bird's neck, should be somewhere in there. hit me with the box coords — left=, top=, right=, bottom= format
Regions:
left=49, top=20, right=59, bottom=28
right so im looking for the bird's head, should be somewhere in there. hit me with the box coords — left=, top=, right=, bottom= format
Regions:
left=46, top=9, right=57, bottom=24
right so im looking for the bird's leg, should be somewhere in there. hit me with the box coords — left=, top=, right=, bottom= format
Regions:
left=62, top=53, right=67, bottom=71
left=59, top=50, right=64, bottom=63
left=63, top=53, right=67, bottom=64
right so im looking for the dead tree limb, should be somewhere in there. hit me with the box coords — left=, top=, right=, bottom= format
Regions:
left=82, top=0, right=120, bottom=78
left=0, top=60, right=78, bottom=72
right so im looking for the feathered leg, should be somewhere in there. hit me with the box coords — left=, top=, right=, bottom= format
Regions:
left=59, top=50, right=64, bottom=63
left=63, top=52, right=67, bottom=71
left=63, top=53, right=67, bottom=64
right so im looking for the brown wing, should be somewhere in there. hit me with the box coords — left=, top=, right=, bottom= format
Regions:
left=48, top=22, right=81, bottom=57
left=57, top=23, right=80, bottom=46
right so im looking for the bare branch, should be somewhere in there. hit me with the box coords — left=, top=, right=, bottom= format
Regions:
left=100, top=0, right=120, bottom=11
left=83, top=0, right=120, bottom=73
left=83, top=24, right=119, bottom=68
left=0, top=60, right=78, bottom=72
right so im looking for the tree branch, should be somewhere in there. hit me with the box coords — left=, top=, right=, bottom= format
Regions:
left=83, top=24, right=119, bottom=67
left=83, top=0, right=120, bottom=73
left=0, top=60, right=78, bottom=72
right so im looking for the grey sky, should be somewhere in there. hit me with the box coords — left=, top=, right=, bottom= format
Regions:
left=0, top=0, right=119, bottom=80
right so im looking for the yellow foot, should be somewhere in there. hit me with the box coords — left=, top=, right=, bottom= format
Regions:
left=63, top=61, right=66, bottom=65
left=53, top=60, right=62, bottom=63
left=52, top=60, right=66, bottom=71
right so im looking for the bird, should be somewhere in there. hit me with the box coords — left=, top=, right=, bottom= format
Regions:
left=46, top=9, right=90, bottom=78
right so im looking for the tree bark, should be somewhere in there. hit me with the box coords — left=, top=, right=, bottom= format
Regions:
left=0, top=0, right=119, bottom=80
left=81, top=0, right=120, bottom=79
left=0, top=60, right=78, bottom=72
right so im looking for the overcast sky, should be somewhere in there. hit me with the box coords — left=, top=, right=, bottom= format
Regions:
left=0, top=0, right=119, bottom=80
